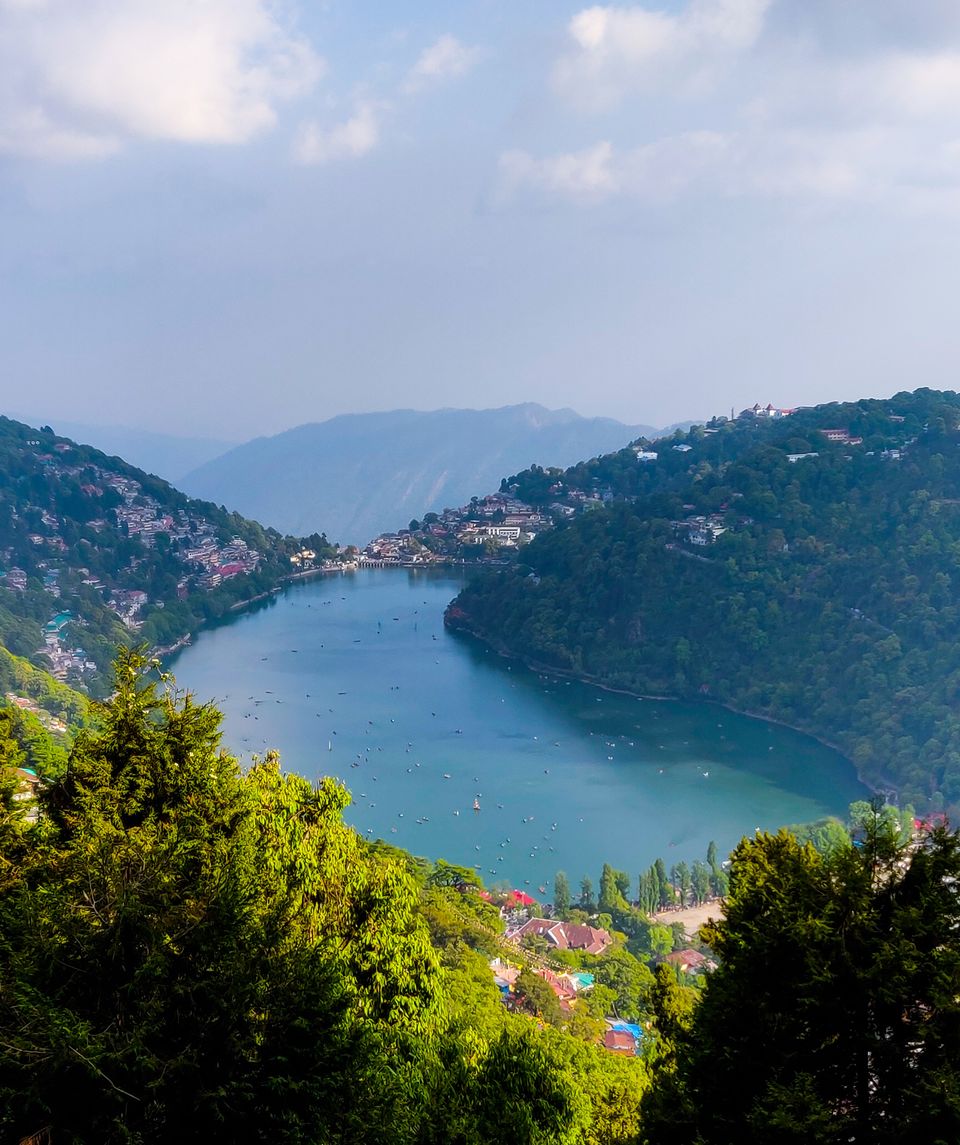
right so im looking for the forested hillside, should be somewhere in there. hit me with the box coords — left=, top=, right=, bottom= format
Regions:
left=0, top=416, right=333, bottom=694
left=0, top=644, right=88, bottom=779
left=448, top=389, right=960, bottom=812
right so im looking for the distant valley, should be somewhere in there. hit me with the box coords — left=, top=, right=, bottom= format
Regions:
left=181, top=404, right=683, bottom=544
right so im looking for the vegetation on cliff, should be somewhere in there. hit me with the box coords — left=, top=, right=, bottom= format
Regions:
left=3, top=653, right=958, bottom=1142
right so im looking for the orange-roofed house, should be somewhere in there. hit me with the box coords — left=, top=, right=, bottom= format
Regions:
left=604, top=1030, right=636, bottom=1055
left=513, top=917, right=611, bottom=956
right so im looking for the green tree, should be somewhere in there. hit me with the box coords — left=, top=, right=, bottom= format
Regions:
left=654, top=858, right=673, bottom=909
left=638, top=868, right=659, bottom=915
left=471, top=1027, right=590, bottom=1145
left=691, top=860, right=711, bottom=905
left=648, top=924, right=673, bottom=960
left=0, top=651, right=439, bottom=1143
left=644, top=825, right=960, bottom=1144
left=580, top=875, right=595, bottom=912
left=671, top=861, right=691, bottom=907
left=516, top=969, right=563, bottom=1026
left=592, top=950, right=654, bottom=1023
left=706, top=839, right=718, bottom=875
left=554, top=870, right=571, bottom=916
left=599, top=863, right=628, bottom=914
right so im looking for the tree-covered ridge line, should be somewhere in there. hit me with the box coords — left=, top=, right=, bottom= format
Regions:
left=448, top=388, right=960, bottom=812
left=0, top=415, right=336, bottom=695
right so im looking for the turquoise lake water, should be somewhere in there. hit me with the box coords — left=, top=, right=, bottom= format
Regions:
left=170, top=568, right=869, bottom=893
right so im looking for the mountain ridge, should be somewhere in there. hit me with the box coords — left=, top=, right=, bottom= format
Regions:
left=7, top=414, right=236, bottom=484
left=182, top=404, right=687, bottom=543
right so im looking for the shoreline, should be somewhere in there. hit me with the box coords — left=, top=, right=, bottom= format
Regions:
left=155, top=565, right=878, bottom=803
left=444, top=612, right=879, bottom=797
left=153, top=564, right=346, bottom=664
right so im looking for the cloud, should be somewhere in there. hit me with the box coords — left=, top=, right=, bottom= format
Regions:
left=499, top=141, right=619, bottom=203
left=498, top=123, right=960, bottom=210
left=0, top=0, right=322, bottom=160
left=554, top=0, right=771, bottom=110
left=404, top=34, right=478, bottom=94
left=530, top=0, right=960, bottom=212
left=295, top=102, right=381, bottom=165
left=499, top=133, right=738, bottom=205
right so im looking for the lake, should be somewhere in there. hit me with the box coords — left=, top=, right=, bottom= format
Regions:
left=170, top=568, right=869, bottom=893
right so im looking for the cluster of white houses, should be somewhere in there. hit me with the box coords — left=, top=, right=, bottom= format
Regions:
left=362, top=493, right=551, bottom=564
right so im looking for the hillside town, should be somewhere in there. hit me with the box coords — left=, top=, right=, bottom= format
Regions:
left=359, top=491, right=553, bottom=566
left=478, top=890, right=714, bottom=1058
left=0, top=436, right=267, bottom=684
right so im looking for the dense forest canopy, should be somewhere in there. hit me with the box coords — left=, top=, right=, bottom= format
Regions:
left=449, top=389, right=960, bottom=812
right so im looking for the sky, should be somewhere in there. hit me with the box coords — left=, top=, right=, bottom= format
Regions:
left=3, top=0, right=960, bottom=441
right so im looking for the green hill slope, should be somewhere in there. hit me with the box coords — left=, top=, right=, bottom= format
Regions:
left=447, top=388, right=960, bottom=812
left=0, top=415, right=332, bottom=694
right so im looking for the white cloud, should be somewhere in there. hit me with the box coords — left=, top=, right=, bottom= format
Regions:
left=295, top=102, right=381, bottom=165
left=404, top=35, right=478, bottom=94
left=499, top=141, right=619, bottom=203
left=0, top=0, right=322, bottom=160
left=500, top=133, right=742, bottom=205
left=554, top=0, right=771, bottom=110
left=498, top=119, right=960, bottom=212
left=532, top=1, right=960, bottom=211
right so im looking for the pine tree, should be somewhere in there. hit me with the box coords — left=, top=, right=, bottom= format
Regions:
left=579, top=875, right=595, bottom=912
left=553, top=870, right=571, bottom=916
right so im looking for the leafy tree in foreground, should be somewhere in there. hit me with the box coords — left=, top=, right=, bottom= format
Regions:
left=0, top=651, right=655, bottom=1145
left=0, top=650, right=439, bottom=1143
left=642, top=820, right=960, bottom=1144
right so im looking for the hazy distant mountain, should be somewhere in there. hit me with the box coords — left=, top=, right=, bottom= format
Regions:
left=182, top=405, right=667, bottom=543
left=9, top=416, right=235, bottom=484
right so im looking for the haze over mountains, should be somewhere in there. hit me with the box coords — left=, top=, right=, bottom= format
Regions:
left=10, top=415, right=236, bottom=485
left=182, top=404, right=677, bottom=543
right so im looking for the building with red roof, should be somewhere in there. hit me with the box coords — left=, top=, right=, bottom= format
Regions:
left=604, top=1030, right=636, bottom=1055
left=513, top=917, right=611, bottom=956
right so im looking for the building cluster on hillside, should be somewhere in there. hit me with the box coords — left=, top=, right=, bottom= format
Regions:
left=176, top=534, right=261, bottom=592
left=361, top=493, right=551, bottom=565
left=485, top=909, right=647, bottom=1055
left=4, top=691, right=68, bottom=735
left=36, top=609, right=97, bottom=681
left=670, top=513, right=730, bottom=548
left=737, top=402, right=795, bottom=420
left=0, top=444, right=266, bottom=682
left=511, top=915, right=612, bottom=956
left=480, top=895, right=718, bottom=1056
